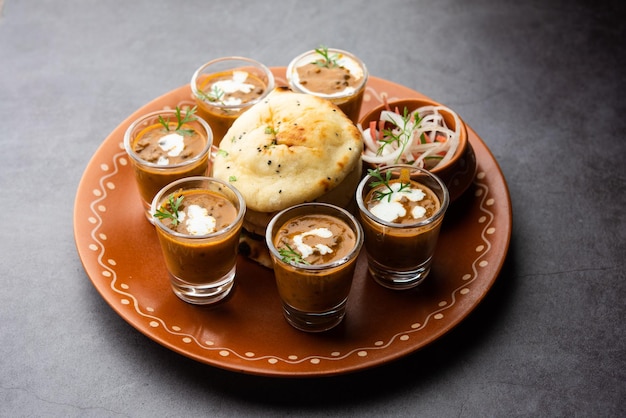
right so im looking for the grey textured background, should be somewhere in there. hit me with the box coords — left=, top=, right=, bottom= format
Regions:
left=1, top=0, right=624, bottom=416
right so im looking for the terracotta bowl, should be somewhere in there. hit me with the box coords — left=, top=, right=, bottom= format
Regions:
left=359, top=98, right=477, bottom=202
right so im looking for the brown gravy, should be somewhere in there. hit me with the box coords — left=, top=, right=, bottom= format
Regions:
left=133, top=122, right=207, bottom=165
left=198, top=70, right=267, bottom=111
left=365, top=180, right=441, bottom=224
left=274, top=214, right=357, bottom=265
left=296, top=63, right=360, bottom=95
left=157, top=189, right=237, bottom=235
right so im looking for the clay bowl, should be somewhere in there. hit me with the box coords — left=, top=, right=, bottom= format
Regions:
left=359, top=98, right=477, bottom=202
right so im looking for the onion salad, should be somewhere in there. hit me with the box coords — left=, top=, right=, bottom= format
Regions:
left=359, top=104, right=462, bottom=170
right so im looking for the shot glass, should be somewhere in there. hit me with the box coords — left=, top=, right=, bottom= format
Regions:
left=265, top=203, right=363, bottom=332
left=150, top=176, right=246, bottom=305
left=356, top=165, right=449, bottom=290
left=124, top=108, right=212, bottom=221
left=286, top=47, right=368, bottom=124
left=190, top=56, right=275, bottom=145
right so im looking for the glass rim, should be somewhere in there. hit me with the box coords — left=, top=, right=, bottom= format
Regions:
left=150, top=176, right=246, bottom=239
left=286, top=48, right=369, bottom=99
left=123, top=109, right=213, bottom=169
left=190, top=56, right=275, bottom=110
left=265, top=202, right=364, bottom=270
left=356, top=164, right=450, bottom=228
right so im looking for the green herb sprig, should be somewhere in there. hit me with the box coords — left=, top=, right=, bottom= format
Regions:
left=265, top=126, right=278, bottom=136
left=376, top=107, right=423, bottom=164
left=158, top=106, right=198, bottom=136
left=153, top=193, right=184, bottom=226
left=278, top=244, right=309, bottom=265
left=368, top=168, right=411, bottom=202
left=198, top=84, right=225, bottom=104
left=313, top=45, right=339, bottom=69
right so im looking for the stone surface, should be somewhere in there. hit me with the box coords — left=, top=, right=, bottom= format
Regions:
left=1, top=0, right=624, bottom=416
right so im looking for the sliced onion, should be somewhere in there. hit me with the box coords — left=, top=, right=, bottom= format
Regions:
left=359, top=104, right=462, bottom=170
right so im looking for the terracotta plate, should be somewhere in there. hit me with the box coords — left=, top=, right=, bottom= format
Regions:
left=74, top=68, right=512, bottom=377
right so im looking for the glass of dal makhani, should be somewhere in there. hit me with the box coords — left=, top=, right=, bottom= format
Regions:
left=286, top=46, right=368, bottom=124
left=356, top=165, right=449, bottom=290
left=150, top=176, right=246, bottom=305
left=191, top=56, right=274, bottom=145
left=265, top=203, right=363, bottom=332
left=124, top=107, right=213, bottom=221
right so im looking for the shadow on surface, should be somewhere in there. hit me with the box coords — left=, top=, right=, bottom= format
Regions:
left=146, top=240, right=519, bottom=410
left=78, top=178, right=519, bottom=411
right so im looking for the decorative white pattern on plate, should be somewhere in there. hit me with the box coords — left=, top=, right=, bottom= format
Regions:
left=82, top=96, right=496, bottom=368
left=75, top=73, right=511, bottom=376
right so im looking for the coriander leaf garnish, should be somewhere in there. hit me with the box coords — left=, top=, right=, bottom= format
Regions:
left=228, top=175, right=237, bottom=182
left=377, top=107, right=421, bottom=164
left=158, top=106, right=198, bottom=136
left=313, top=45, right=339, bottom=69
left=279, top=244, right=309, bottom=265
left=198, top=84, right=225, bottom=104
left=216, top=149, right=229, bottom=157
left=368, top=168, right=411, bottom=202
left=153, top=193, right=184, bottom=226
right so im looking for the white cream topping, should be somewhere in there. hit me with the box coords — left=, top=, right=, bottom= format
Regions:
left=370, top=183, right=428, bottom=223
left=211, top=71, right=254, bottom=106
left=371, top=200, right=406, bottom=223
left=292, top=228, right=334, bottom=258
left=180, top=204, right=216, bottom=236
left=412, top=206, right=427, bottom=219
left=336, top=55, right=364, bottom=79
left=157, top=133, right=185, bottom=165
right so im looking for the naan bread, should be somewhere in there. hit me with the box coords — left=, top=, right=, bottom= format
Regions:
left=213, top=87, right=363, bottom=236
left=237, top=230, right=273, bottom=269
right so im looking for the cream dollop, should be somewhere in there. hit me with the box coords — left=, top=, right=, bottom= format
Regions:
left=211, top=71, right=255, bottom=106
left=157, top=133, right=185, bottom=165
left=370, top=183, right=428, bottom=223
left=180, top=205, right=217, bottom=236
left=292, top=228, right=334, bottom=258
